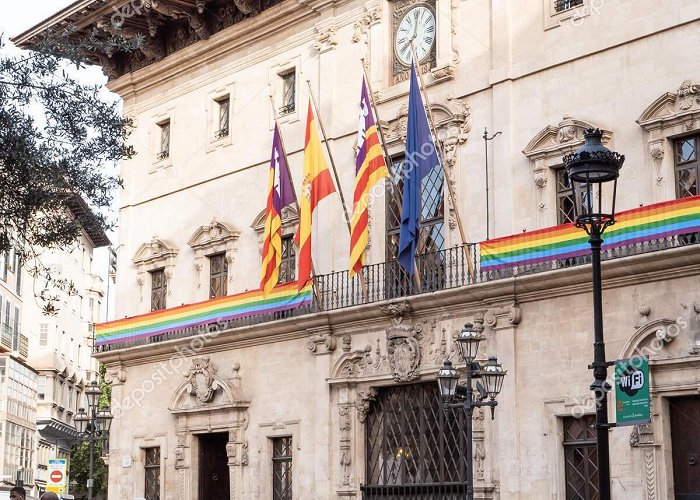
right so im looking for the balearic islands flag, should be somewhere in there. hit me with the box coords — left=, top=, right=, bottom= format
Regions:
left=260, top=124, right=295, bottom=297
left=349, top=77, right=388, bottom=277
left=397, top=62, right=441, bottom=276
left=296, top=100, right=336, bottom=290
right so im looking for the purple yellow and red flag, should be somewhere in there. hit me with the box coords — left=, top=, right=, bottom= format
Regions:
left=296, top=100, right=336, bottom=290
left=260, top=124, right=295, bottom=297
left=350, top=77, right=388, bottom=276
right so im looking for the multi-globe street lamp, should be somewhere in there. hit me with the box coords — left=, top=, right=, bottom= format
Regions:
left=437, top=323, right=507, bottom=500
left=73, top=380, right=114, bottom=500
left=563, top=128, right=624, bottom=500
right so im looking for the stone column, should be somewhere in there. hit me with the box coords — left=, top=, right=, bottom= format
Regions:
left=307, top=327, right=336, bottom=499
left=104, top=365, right=128, bottom=500
left=484, top=305, right=521, bottom=498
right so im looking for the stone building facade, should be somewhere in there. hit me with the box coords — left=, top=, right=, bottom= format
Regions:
left=15, top=0, right=700, bottom=498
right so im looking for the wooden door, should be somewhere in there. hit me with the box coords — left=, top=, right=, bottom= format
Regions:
left=198, top=432, right=230, bottom=500
left=670, top=396, right=700, bottom=499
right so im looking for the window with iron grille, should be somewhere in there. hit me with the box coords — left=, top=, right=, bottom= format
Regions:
left=386, top=157, right=445, bottom=260
left=215, top=97, right=230, bottom=139
left=272, top=436, right=292, bottom=500
left=563, top=415, right=598, bottom=500
left=556, top=167, right=576, bottom=224
left=554, top=0, right=583, bottom=12
left=208, top=253, right=228, bottom=299
left=278, top=235, right=296, bottom=284
left=144, top=447, right=161, bottom=500
left=362, top=383, right=468, bottom=499
left=150, top=269, right=166, bottom=312
left=674, top=135, right=699, bottom=199
left=157, top=120, right=170, bottom=160
left=279, top=71, right=296, bottom=116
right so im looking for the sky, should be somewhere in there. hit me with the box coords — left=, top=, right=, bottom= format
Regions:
left=0, top=0, right=76, bottom=39
left=2, top=1, right=119, bottom=321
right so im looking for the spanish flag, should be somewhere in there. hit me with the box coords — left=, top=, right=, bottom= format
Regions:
left=296, top=100, right=336, bottom=290
left=350, top=77, right=388, bottom=276
left=260, top=124, right=295, bottom=297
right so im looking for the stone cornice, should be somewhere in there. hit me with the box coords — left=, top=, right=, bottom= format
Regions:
left=95, top=244, right=700, bottom=366
left=108, top=0, right=358, bottom=101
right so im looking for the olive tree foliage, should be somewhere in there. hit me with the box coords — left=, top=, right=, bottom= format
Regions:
left=0, top=28, right=138, bottom=312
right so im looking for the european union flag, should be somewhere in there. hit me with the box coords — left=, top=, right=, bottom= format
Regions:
left=397, top=63, right=441, bottom=276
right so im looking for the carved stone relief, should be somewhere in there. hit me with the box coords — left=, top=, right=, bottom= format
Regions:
left=356, top=387, right=377, bottom=423
left=386, top=320, right=421, bottom=382
left=313, top=23, right=338, bottom=53
left=352, top=1, right=382, bottom=44
left=307, top=328, right=337, bottom=355
left=184, top=357, right=221, bottom=404
left=338, top=404, right=353, bottom=487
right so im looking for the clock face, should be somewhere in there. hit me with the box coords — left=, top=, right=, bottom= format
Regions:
left=394, top=5, right=436, bottom=67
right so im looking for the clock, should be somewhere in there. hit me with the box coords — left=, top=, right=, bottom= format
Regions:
left=394, top=5, right=436, bottom=67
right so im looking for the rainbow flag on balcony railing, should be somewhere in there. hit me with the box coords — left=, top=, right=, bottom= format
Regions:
left=95, top=282, right=313, bottom=346
left=480, top=195, right=700, bottom=272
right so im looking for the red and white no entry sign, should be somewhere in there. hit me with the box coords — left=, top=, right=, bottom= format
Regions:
left=50, top=469, right=64, bottom=483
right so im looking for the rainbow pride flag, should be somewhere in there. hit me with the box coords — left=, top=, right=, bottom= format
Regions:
left=96, top=282, right=313, bottom=346
left=480, top=195, right=700, bottom=271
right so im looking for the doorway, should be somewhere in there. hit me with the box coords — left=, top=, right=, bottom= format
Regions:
left=198, top=432, right=230, bottom=500
left=670, top=396, right=700, bottom=499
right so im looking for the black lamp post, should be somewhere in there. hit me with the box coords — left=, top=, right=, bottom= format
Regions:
left=437, top=323, right=507, bottom=500
left=563, top=128, right=624, bottom=500
left=73, top=380, right=113, bottom=500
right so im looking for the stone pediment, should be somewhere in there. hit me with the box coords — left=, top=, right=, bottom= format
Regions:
left=132, top=236, right=179, bottom=265
left=251, top=205, right=299, bottom=233
left=523, top=115, right=612, bottom=162
left=380, top=96, right=471, bottom=150
left=169, top=357, right=249, bottom=414
left=618, top=318, right=681, bottom=361
left=187, top=218, right=239, bottom=250
left=637, top=80, right=700, bottom=130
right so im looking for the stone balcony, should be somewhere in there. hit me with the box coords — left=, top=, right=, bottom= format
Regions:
left=95, top=195, right=700, bottom=352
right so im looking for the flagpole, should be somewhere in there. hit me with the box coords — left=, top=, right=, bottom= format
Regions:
left=360, top=60, right=423, bottom=289
left=408, top=45, right=476, bottom=282
left=305, top=81, right=371, bottom=301
left=268, top=94, right=325, bottom=310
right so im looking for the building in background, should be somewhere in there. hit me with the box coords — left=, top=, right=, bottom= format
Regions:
left=14, top=0, right=700, bottom=499
left=0, top=247, right=36, bottom=495
left=21, top=196, right=110, bottom=495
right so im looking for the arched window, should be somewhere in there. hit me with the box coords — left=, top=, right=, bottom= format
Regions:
left=363, top=382, right=468, bottom=498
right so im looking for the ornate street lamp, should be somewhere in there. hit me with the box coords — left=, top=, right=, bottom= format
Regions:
left=563, top=128, right=624, bottom=500
left=437, top=323, right=507, bottom=500
left=75, top=379, right=114, bottom=500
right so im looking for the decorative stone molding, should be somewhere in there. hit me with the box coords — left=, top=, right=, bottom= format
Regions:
left=629, top=422, right=655, bottom=448
left=378, top=300, right=411, bottom=319
left=104, top=366, right=127, bottom=386
left=132, top=236, right=179, bottom=301
left=313, top=21, right=338, bottom=53
left=523, top=115, right=612, bottom=171
left=637, top=81, right=700, bottom=200
left=483, top=304, right=521, bottom=330
left=618, top=318, right=678, bottom=360
left=352, top=0, right=381, bottom=44
left=188, top=218, right=240, bottom=287
left=386, top=320, right=421, bottom=382
left=307, top=328, right=336, bottom=355
left=635, top=304, right=652, bottom=328
left=333, top=339, right=388, bottom=379
left=356, top=387, right=377, bottom=423
left=338, top=404, right=353, bottom=487
left=169, top=358, right=248, bottom=413
left=184, top=357, right=220, bottom=405
left=381, top=99, right=471, bottom=155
